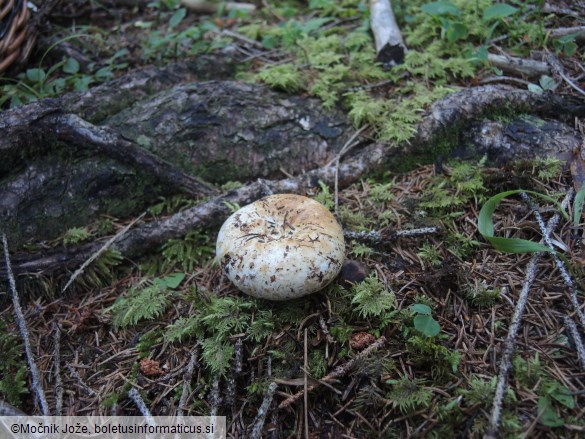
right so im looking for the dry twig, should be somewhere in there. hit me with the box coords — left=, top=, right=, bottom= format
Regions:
left=278, top=336, right=386, bottom=409
left=250, top=382, right=278, bottom=439
left=62, top=212, right=147, bottom=293
left=487, top=53, right=549, bottom=78
left=53, top=323, right=63, bottom=415
left=177, top=348, right=198, bottom=416
left=2, top=234, right=50, bottom=415
left=546, top=53, right=585, bottom=98
left=128, top=387, right=155, bottom=424
left=485, top=190, right=573, bottom=439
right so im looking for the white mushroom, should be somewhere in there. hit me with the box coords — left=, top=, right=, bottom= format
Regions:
left=216, top=194, right=345, bottom=301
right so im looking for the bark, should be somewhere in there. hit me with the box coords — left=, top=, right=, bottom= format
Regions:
left=0, top=69, right=351, bottom=245
left=487, top=53, right=550, bottom=78
left=2, top=82, right=584, bottom=278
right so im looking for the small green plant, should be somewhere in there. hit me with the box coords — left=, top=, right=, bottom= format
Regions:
left=350, top=274, right=396, bottom=319
left=385, top=376, right=433, bottom=414
left=513, top=354, right=575, bottom=428
left=149, top=195, right=200, bottom=216
left=368, top=181, right=395, bottom=204
left=0, top=321, right=28, bottom=407
left=464, top=278, right=500, bottom=306
left=532, top=156, right=563, bottom=180
left=165, top=295, right=263, bottom=376
left=410, top=304, right=441, bottom=337
left=478, top=189, right=568, bottom=254
left=314, top=180, right=334, bottom=210
left=222, top=201, right=241, bottom=213
left=1, top=47, right=129, bottom=109
left=419, top=157, right=487, bottom=215
left=107, top=273, right=184, bottom=329
left=143, top=231, right=214, bottom=274
left=62, top=227, right=91, bottom=246
left=349, top=241, right=373, bottom=258
left=528, top=75, right=557, bottom=94
left=417, top=242, right=442, bottom=267
left=551, top=33, right=579, bottom=57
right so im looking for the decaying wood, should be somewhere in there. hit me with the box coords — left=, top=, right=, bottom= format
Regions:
left=462, top=115, right=581, bottom=164
left=369, top=0, right=407, bottom=67
left=0, top=78, right=351, bottom=245
left=549, top=26, right=585, bottom=42
left=181, top=0, right=256, bottom=14
left=2, top=83, right=585, bottom=279
left=487, top=53, right=549, bottom=78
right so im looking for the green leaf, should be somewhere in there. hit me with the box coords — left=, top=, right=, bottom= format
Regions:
left=421, top=1, right=460, bottom=16
left=168, top=7, right=186, bottom=29
left=157, top=272, right=185, bottom=289
left=414, top=314, right=441, bottom=337
left=477, top=190, right=568, bottom=253
left=573, top=182, right=585, bottom=227
left=62, top=57, right=80, bottom=74
left=446, top=22, right=468, bottom=42
left=549, top=384, right=575, bottom=409
left=538, top=397, right=563, bottom=427
left=483, top=4, right=518, bottom=21
left=539, top=75, right=557, bottom=91
left=528, top=83, right=543, bottom=94
left=26, top=68, right=46, bottom=82
left=411, top=304, right=432, bottom=315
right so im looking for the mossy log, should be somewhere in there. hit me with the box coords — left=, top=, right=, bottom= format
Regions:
left=0, top=56, right=584, bottom=277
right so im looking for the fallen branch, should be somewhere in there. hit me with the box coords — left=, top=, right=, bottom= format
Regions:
left=520, top=190, right=585, bottom=332
left=66, top=363, right=98, bottom=397
left=546, top=53, right=585, bottom=98
left=250, top=382, right=278, bottom=439
left=128, top=387, right=155, bottom=424
left=548, top=26, right=585, bottom=42
left=181, top=0, right=256, bottom=14
left=53, top=323, right=63, bottom=415
left=2, top=234, right=50, bottom=415
left=485, top=190, right=573, bottom=439
left=0, top=400, right=26, bottom=416
left=278, top=336, right=386, bottom=409
left=177, top=347, right=198, bottom=416
left=344, top=227, right=441, bottom=245
left=487, top=53, right=550, bottom=78
left=369, top=0, right=407, bottom=67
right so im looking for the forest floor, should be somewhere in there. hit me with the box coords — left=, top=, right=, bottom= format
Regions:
left=1, top=1, right=585, bottom=438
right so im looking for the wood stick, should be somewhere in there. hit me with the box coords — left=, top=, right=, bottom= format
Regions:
left=181, top=0, right=256, bottom=14
left=369, top=0, right=407, bottom=67
left=278, top=336, right=386, bottom=409
left=487, top=53, right=549, bottom=78
left=485, top=190, right=573, bottom=439
left=250, top=382, right=278, bottom=439
left=2, top=234, right=50, bottom=415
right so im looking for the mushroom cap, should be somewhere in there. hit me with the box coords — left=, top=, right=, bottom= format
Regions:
left=216, top=194, right=345, bottom=301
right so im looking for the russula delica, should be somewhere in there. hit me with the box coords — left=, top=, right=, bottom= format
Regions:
left=216, top=194, right=345, bottom=301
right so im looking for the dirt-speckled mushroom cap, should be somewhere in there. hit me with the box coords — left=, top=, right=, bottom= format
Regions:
left=216, top=194, right=345, bottom=301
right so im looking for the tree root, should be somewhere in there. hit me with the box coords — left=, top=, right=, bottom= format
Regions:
left=2, top=85, right=585, bottom=279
